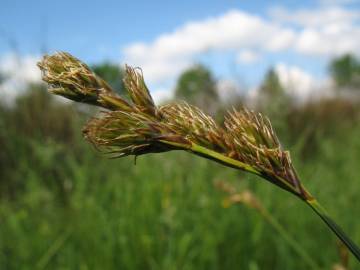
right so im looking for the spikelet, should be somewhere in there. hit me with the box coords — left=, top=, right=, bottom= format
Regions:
left=224, top=108, right=302, bottom=195
left=124, top=65, right=157, bottom=117
left=83, top=110, right=190, bottom=157
left=159, top=102, right=229, bottom=152
left=37, top=52, right=133, bottom=111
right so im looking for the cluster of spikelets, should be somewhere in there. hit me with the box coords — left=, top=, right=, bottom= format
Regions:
left=37, top=52, right=360, bottom=262
left=38, top=52, right=309, bottom=200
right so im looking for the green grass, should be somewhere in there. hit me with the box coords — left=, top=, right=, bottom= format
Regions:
left=1, top=119, right=360, bottom=270
left=0, top=87, right=359, bottom=269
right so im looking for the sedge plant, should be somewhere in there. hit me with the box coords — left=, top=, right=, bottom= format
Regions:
left=37, top=52, right=360, bottom=263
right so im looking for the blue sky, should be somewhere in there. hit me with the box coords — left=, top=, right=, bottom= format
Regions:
left=0, top=0, right=318, bottom=60
left=1, top=0, right=360, bottom=102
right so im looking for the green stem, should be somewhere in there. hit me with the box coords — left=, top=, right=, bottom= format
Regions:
left=306, top=199, right=360, bottom=262
left=162, top=140, right=360, bottom=263
left=160, top=140, right=261, bottom=176
left=258, top=207, right=320, bottom=269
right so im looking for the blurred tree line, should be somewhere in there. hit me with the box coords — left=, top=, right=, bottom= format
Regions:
left=330, top=54, right=360, bottom=89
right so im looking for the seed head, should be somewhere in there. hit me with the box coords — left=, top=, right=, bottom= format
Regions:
left=37, top=52, right=133, bottom=111
left=38, top=52, right=311, bottom=200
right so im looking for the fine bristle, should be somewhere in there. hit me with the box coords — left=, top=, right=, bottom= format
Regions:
left=124, top=65, right=157, bottom=117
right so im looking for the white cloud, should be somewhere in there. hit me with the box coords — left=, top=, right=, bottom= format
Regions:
left=270, top=6, right=360, bottom=28
left=244, top=63, right=333, bottom=103
left=276, top=63, right=315, bottom=98
left=275, top=63, right=332, bottom=100
left=0, top=53, right=41, bottom=103
left=217, top=79, right=242, bottom=102
left=270, top=6, right=360, bottom=57
left=236, top=50, right=260, bottom=64
left=123, top=10, right=296, bottom=85
left=0, top=54, right=40, bottom=83
left=265, top=29, right=296, bottom=51
left=121, top=6, right=360, bottom=102
left=295, top=27, right=360, bottom=56
left=151, top=87, right=173, bottom=104
left=318, top=0, right=359, bottom=6
left=129, top=59, right=191, bottom=86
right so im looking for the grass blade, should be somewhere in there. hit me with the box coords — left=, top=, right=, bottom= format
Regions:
left=307, top=199, right=360, bottom=262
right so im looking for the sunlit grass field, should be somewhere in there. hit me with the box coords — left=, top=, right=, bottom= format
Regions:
left=1, top=100, right=359, bottom=269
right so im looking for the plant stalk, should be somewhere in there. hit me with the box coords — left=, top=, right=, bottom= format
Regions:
left=164, top=140, right=360, bottom=263
left=306, top=198, right=360, bottom=262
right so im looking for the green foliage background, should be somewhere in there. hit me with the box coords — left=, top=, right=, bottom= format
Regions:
left=1, top=56, right=360, bottom=269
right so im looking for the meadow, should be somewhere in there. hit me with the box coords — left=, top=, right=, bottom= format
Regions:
left=0, top=85, right=360, bottom=269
